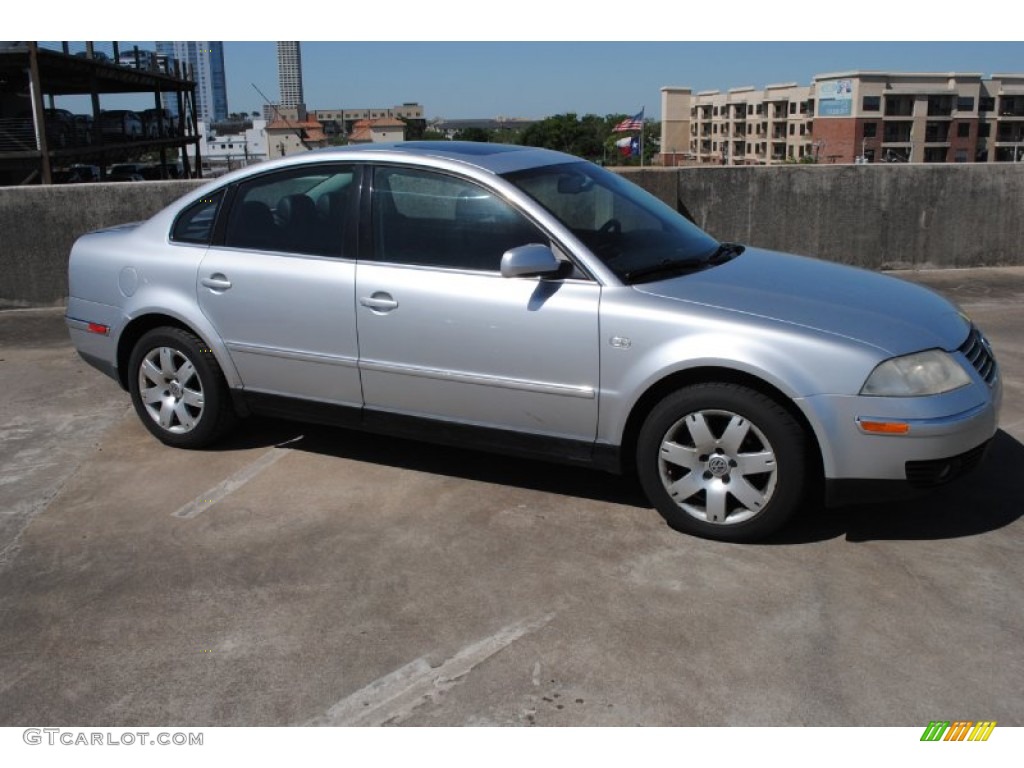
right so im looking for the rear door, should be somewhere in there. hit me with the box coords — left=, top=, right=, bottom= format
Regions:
left=196, top=163, right=364, bottom=407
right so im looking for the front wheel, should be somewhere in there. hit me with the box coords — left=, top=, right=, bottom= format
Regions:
left=636, top=383, right=807, bottom=542
left=128, top=327, right=236, bottom=448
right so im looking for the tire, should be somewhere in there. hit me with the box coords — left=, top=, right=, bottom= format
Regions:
left=636, top=383, right=807, bottom=542
left=128, top=327, right=236, bottom=449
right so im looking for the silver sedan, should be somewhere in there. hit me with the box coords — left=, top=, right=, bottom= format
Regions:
left=66, top=143, right=1001, bottom=541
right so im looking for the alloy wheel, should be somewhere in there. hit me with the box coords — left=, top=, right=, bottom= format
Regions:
left=657, top=408, right=778, bottom=525
left=137, top=346, right=205, bottom=434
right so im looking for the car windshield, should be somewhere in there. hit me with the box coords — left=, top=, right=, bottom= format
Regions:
left=503, top=161, right=722, bottom=283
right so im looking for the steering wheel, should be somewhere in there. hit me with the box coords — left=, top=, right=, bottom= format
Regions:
left=598, top=218, right=622, bottom=235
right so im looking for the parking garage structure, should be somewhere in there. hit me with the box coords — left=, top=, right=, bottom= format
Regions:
left=0, top=42, right=202, bottom=185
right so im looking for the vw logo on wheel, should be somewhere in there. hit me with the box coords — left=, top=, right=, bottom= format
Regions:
left=707, top=455, right=730, bottom=476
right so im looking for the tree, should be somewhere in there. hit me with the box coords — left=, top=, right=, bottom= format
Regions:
left=517, top=113, right=659, bottom=164
left=518, top=113, right=607, bottom=161
left=491, top=122, right=520, bottom=145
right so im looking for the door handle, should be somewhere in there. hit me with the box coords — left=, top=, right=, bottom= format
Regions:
left=359, top=292, right=399, bottom=312
left=201, top=274, right=232, bottom=291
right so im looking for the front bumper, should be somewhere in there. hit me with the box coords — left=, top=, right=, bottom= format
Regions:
left=824, top=438, right=992, bottom=506
left=799, top=369, right=1002, bottom=486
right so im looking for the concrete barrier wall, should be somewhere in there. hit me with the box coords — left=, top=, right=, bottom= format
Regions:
left=620, top=164, right=1024, bottom=270
left=2, top=164, right=1023, bottom=307
left=1, top=180, right=204, bottom=307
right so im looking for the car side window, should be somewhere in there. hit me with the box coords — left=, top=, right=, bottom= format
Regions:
left=171, top=189, right=224, bottom=245
left=372, top=166, right=544, bottom=271
left=223, top=165, right=356, bottom=257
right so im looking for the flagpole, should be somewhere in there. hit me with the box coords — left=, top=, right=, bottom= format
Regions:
left=614, top=108, right=645, bottom=166
left=639, top=106, right=645, bottom=168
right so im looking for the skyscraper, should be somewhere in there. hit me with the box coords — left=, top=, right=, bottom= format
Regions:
left=156, top=41, right=228, bottom=123
left=277, top=42, right=304, bottom=109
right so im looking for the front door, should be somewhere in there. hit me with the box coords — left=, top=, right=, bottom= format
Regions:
left=355, top=165, right=600, bottom=443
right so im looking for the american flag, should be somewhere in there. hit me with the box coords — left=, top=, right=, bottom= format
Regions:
left=613, top=109, right=645, bottom=132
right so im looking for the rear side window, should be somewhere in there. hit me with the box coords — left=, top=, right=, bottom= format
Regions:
left=171, top=190, right=224, bottom=245
left=223, top=165, right=357, bottom=257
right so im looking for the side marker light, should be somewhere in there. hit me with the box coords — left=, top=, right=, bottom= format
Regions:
left=858, top=419, right=910, bottom=435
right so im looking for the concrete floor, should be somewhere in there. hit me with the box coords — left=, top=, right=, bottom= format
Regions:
left=0, top=268, right=1021, bottom=726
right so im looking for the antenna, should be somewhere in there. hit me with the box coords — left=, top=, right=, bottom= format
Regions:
left=251, top=82, right=314, bottom=152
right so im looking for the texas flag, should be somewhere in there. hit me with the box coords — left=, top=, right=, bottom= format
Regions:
left=616, top=135, right=640, bottom=156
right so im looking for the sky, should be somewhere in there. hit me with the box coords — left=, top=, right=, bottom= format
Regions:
left=218, top=41, right=1024, bottom=121
left=42, top=41, right=1024, bottom=122
left=20, top=4, right=1024, bottom=121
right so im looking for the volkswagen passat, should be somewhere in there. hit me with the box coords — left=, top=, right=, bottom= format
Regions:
left=66, top=143, right=1001, bottom=541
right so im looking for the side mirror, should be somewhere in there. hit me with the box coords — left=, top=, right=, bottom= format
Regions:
left=500, top=244, right=562, bottom=278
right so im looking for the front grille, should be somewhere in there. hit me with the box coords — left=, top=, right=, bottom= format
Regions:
left=905, top=441, right=990, bottom=487
left=958, top=326, right=998, bottom=385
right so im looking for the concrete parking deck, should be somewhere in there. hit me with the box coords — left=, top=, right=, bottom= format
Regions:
left=0, top=268, right=1021, bottom=726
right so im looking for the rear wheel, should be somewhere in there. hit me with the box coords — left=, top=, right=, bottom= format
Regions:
left=636, top=383, right=807, bottom=542
left=128, top=327, right=236, bottom=448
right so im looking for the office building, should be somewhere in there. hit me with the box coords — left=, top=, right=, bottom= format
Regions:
left=661, top=71, right=1024, bottom=165
left=277, top=42, right=304, bottom=109
left=156, top=41, right=228, bottom=124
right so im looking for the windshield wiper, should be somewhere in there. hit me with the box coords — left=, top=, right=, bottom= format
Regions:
left=624, top=258, right=706, bottom=282
left=624, top=243, right=744, bottom=283
left=706, top=242, right=745, bottom=263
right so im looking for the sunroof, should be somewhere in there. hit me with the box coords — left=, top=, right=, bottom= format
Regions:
left=401, top=142, right=526, bottom=156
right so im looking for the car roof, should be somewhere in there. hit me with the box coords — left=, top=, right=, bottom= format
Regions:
left=303, top=141, right=579, bottom=176
left=167, top=142, right=588, bottom=217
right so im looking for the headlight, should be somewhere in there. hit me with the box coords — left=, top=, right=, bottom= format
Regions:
left=860, top=350, right=971, bottom=396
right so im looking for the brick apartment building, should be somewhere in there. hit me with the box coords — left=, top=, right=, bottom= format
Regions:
left=661, top=71, right=1024, bottom=165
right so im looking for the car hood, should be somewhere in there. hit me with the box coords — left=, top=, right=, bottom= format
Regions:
left=632, top=248, right=970, bottom=356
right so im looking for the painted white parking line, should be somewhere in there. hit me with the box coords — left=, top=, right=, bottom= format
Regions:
left=305, top=613, right=555, bottom=726
left=172, top=448, right=289, bottom=519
